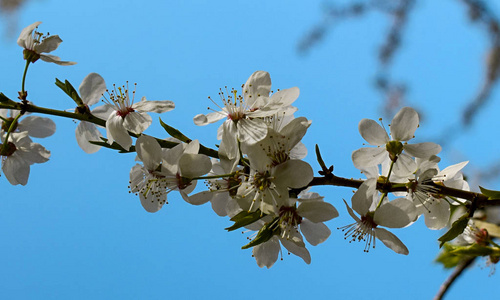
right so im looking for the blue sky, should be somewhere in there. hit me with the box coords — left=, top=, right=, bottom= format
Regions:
left=1, top=0, right=499, bottom=299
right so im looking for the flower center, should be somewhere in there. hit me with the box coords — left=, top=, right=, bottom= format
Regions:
left=253, top=170, right=272, bottom=191
left=339, top=212, right=378, bottom=252
left=103, top=82, right=137, bottom=119
left=277, top=205, right=302, bottom=240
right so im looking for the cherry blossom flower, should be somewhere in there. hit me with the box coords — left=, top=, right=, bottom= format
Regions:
left=17, top=21, right=76, bottom=65
left=102, top=83, right=175, bottom=150
left=407, top=160, right=469, bottom=230
left=251, top=191, right=338, bottom=268
left=130, top=138, right=211, bottom=212
left=237, top=158, right=313, bottom=214
left=0, top=132, right=50, bottom=185
left=340, top=180, right=417, bottom=254
left=189, top=158, right=243, bottom=217
left=352, top=107, right=441, bottom=177
left=0, top=109, right=56, bottom=138
left=74, top=73, right=107, bottom=153
left=193, top=71, right=299, bottom=161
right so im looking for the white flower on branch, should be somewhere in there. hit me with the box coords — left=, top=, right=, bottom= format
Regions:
left=17, top=21, right=76, bottom=65
left=101, top=83, right=175, bottom=150
left=251, top=191, right=338, bottom=268
left=0, top=109, right=56, bottom=138
left=193, top=71, right=298, bottom=161
left=0, top=132, right=50, bottom=185
left=352, top=107, right=441, bottom=177
left=340, top=179, right=417, bottom=255
left=74, top=73, right=107, bottom=154
left=130, top=137, right=212, bottom=212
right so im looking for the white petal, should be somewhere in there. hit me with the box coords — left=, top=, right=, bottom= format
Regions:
left=359, top=119, right=389, bottom=146
left=183, top=190, right=211, bottom=206
left=273, top=160, right=313, bottom=189
left=300, top=219, right=331, bottom=246
left=237, top=118, right=267, bottom=145
left=280, top=235, right=311, bottom=264
left=17, top=21, right=41, bottom=48
left=404, top=142, right=441, bottom=158
left=374, top=198, right=416, bottom=228
left=34, top=35, right=62, bottom=53
left=123, top=111, right=152, bottom=134
left=106, top=114, right=132, bottom=150
left=423, top=199, right=450, bottom=230
left=193, top=111, right=226, bottom=126
left=343, top=200, right=361, bottom=224
left=253, top=236, right=280, bottom=268
left=91, top=104, right=114, bottom=120
left=75, top=121, right=102, bottom=154
left=179, top=154, right=212, bottom=178
left=79, top=73, right=106, bottom=106
left=243, top=71, right=271, bottom=106
left=139, top=193, right=164, bottom=213
left=297, top=201, right=338, bottom=223
left=39, top=54, right=76, bottom=65
left=269, top=87, right=299, bottom=107
left=2, top=156, right=30, bottom=185
left=20, top=116, right=56, bottom=138
left=439, top=161, right=469, bottom=180
left=390, top=107, right=419, bottom=141
left=374, top=228, right=409, bottom=255
left=219, top=121, right=238, bottom=160
left=136, top=135, right=162, bottom=170
left=393, top=153, right=417, bottom=177
left=133, top=97, right=175, bottom=113
left=210, top=192, right=229, bottom=217
left=352, top=147, right=387, bottom=169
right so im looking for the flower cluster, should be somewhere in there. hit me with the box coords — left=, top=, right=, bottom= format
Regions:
left=344, top=107, right=470, bottom=254
left=6, top=22, right=493, bottom=274
left=191, top=71, right=338, bottom=267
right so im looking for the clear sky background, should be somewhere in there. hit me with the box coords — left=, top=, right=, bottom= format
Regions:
left=1, top=0, right=499, bottom=299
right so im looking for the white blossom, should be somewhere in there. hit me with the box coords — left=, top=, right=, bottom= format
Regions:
left=17, top=21, right=76, bottom=65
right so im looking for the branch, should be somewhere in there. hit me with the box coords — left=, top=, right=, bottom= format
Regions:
left=434, top=257, right=476, bottom=300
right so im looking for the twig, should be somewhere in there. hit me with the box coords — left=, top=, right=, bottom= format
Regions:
left=433, top=257, right=476, bottom=300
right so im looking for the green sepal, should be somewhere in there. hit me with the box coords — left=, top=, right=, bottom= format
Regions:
left=159, top=117, right=191, bottom=143
left=479, top=186, right=500, bottom=200
left=225, top=210, right=266, bottom=232
left=55, top=78, right=83, bottom=106
left=241, top=217, right=279, bottom=250
left=438, top=214, right=469, bottom=247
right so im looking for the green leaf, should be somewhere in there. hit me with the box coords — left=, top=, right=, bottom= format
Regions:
left=479, top=186, right=500, bottom=200
left=89, top=139, right=135, bottom=153
left=55, top=78, right=83, bottom=106
left=225, top=210, right=266, bottom=232
left=435, top=244, right=463, bottom=269
left=0, top=93, right=12, bottom=104
left=159, top=118, right=191, bottom=143
left=438, top=214, right=469, bottom=247
left=241, top=218, right=279, bottom=250
left=450, top=243, right=496, bottom=257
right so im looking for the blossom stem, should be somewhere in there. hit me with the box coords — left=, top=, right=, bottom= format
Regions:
left=1, top=113, right=22, bottom=152
left=21, top=60, right=30, bottom=96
